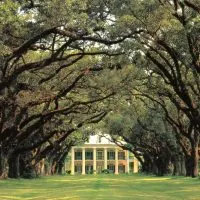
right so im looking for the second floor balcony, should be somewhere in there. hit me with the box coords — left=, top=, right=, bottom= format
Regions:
left=74, top=149, right=126, bottom=161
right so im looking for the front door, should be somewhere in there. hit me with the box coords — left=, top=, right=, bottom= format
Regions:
left=97, top=165, right=103, bottom=173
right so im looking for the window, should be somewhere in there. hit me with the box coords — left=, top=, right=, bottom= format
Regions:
left=97, top=165, right=103, bottom=173
left=97, top=151, right=104, bottom=160
left=75, top=151, right=82, bottom=160
left=97, top=136, right=102, bottom=143
left=85, top=165, right=93, bottom=174
left=75, top=165, right=82, bottom=173
left=118, top=165, right=125, bottom=173
left=107, top=164, right=115, bottom=173
left=85, top=151, right=93, bottom=160
left=107, top=151, right=115, bottom=160
left=118, top=151, right=125, bottom=160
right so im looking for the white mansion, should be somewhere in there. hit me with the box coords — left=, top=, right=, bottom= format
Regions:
left=66, top=135, right=139, bottom=175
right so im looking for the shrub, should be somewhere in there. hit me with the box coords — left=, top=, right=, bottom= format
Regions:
left=86, top=170, right=94, bottom=174
left=101, top=169, right=110, bottom=174
left=21, top=166, right=37, bottom=179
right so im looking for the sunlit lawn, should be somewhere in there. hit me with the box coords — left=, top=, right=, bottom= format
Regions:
left=0, top=174, right=200, bottom=200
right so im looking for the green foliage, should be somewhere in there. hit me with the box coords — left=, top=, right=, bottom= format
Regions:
left=101, top=169, right=110, bottom=174
left=66, top=170, right=71, bottom=174
left=21, top=167, right=37, bottom=179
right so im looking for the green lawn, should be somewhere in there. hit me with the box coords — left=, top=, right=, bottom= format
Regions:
left=0, top=174, right=200, bottom=200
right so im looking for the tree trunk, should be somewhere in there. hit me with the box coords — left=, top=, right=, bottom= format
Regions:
left=56, top=152, right=68, bottom=175
left=185, top=155, right=192, bottom=177
left=191, top=143, right=199, bottom=178
left=173, top=155, right=186, bottom=176
left=141, top=160, right=153, bottom=174
left=36, top=159, right=45, bottom=176
left=0, top=150, right=4, bottom=176
left=51, top=161, right=56, bottom=175
left=173, top=158, right=179, bottom=176
left=0, top=150, right=7, bottom=178
left=8, top=153, right=20, bottom=178
left=152, top=160, right=158, bottom=175
left=57, top=161, right=64, bottom=175
left=156, top=158, right=165, bottom=176
left=180, top=157, right=186, bottom=176
left=141, top=154, right=154, bottom=174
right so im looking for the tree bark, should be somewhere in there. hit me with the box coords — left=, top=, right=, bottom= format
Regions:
left=8, top=153, right=20, bottom=178
left=173, top=155, right=186, bottom=176
left=57, top=161, right=64, bottom=175
left=0, top=150, right=4, bottom=176
left=185, top=155, right=192, bottom=177
left=155, top=157, right=168, bottom=176
left=173, top=158, right=179, bottom=176
left=0, top=150, right=6, bottom=177
left=56, top=152, right=68, bottom=175
left=141, top=154, right=154, bottom=174
left=180, top=157, right=186, bottom=176
left=191, top=142, right=199, bottom=178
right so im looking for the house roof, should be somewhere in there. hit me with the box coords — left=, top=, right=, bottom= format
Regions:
left=85, top=134, right=115, bottom=145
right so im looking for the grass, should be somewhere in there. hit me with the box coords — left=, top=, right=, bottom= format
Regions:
left=0, top=174, right=200, bottom=200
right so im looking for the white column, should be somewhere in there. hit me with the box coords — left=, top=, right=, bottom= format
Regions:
left=82, top=147, right=85, bottom=175
left=93, top=147, right=96, bottom=174
left=134, top=159, right=139, bottom=173
left=104, top=147, right=107, bottom=169
left=71, top=147, right=75, bottom=175
left=115, top=148, right=118, bottom=174
left=126, top=150, right=130, bottom=173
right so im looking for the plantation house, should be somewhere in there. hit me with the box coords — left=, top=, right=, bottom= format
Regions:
left=66, top=135, right=139, bottom=174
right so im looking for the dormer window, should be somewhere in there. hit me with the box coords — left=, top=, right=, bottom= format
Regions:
left=97, top=135, right=101, bottom=143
